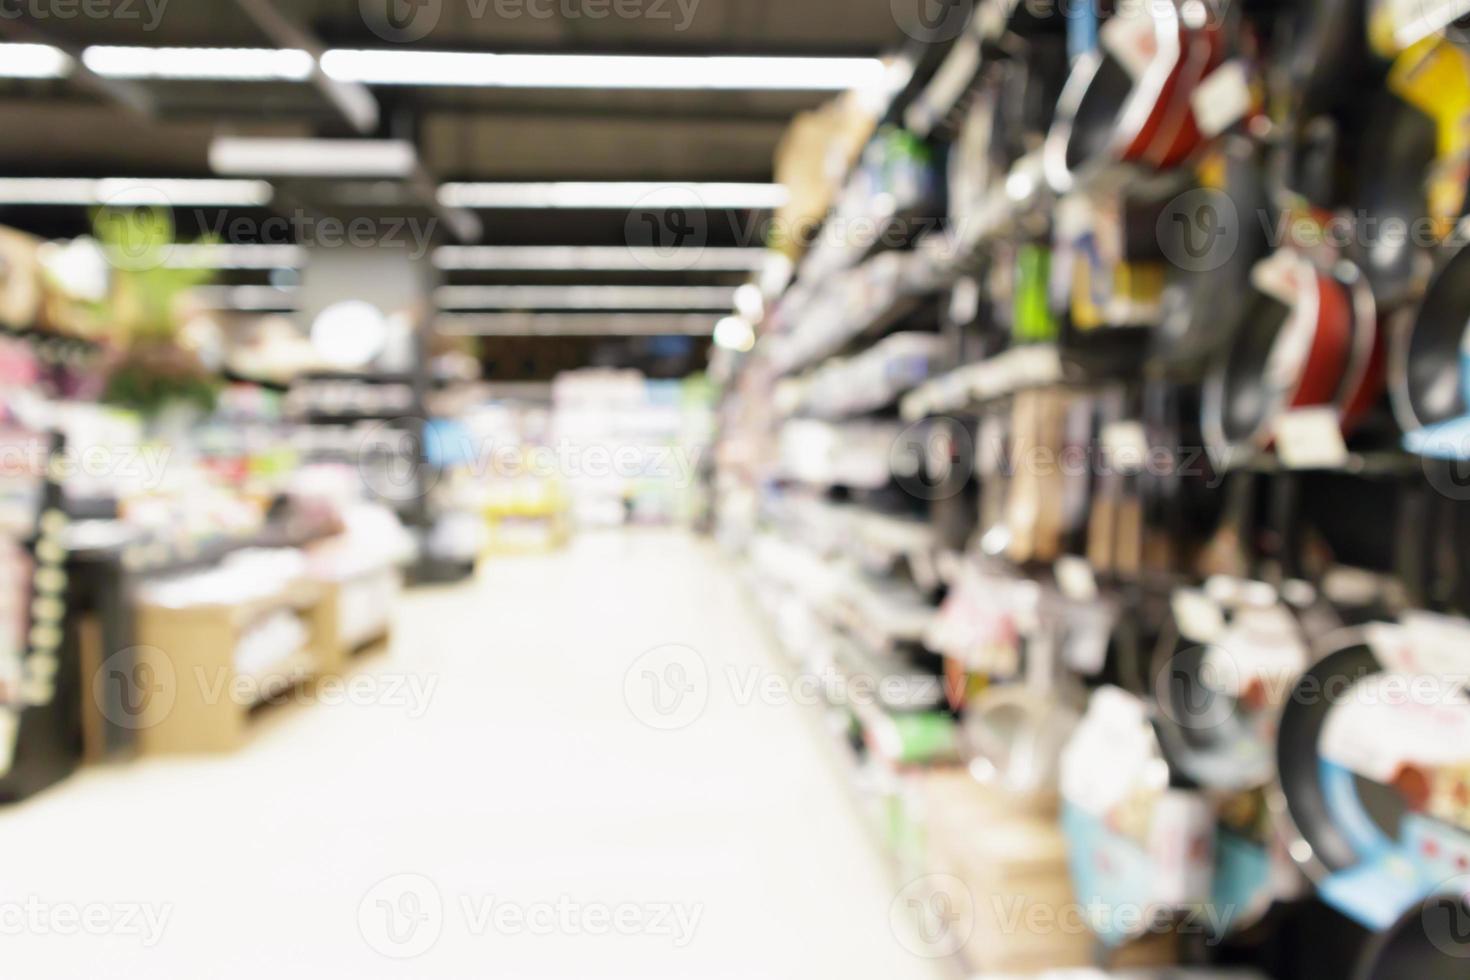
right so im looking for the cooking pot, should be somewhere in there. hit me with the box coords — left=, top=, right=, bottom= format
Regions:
left=1203, top=252, right=1379, bottom=461
left=1045, top=1, right=1221, bottom=192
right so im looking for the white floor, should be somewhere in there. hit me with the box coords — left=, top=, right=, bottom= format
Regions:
left=1, top=530, right=945, bottom=979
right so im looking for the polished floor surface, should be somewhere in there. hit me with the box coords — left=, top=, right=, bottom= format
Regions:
left=1, top=530, right=944, bottom=979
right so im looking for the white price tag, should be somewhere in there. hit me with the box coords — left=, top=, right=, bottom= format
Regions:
left=1102, top=420, right=1151, bottom=475
left=1389, top=0, right=1470, bottom=48
left=1319, top=674, right=1470, bottom=780
left=1400, top=611, right=1470, bottom=679
left=1274, top=407, right=1350, bottom=470
left=1055, top=555, right=1099, bottom=603
left=1191, top=61, right=1253, bottom=138
left=1173, top=588, right=1226, bottom=644
left=1064, top=604, right=1114, bottom=676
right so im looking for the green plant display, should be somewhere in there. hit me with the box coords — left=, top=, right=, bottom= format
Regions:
left=92, top=206, right=221, bottom=416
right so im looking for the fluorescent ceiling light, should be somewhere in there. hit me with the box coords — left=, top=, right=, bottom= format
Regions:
left=435, top=285, right=737, bottom=311
left=437, top=313, right=718, bottom=337
left=433, top=245, right=766, bottom=272
left=81, top=45, right=314, bottom=81
left=438, top=182, right=788, bottom=210
left=320, top=49, right=885, bottom=91
left=0, top=177, right=272, bottom=206
left=166, top=244, right=305, bottom=269
left=0, top=43, right=73, bottom=79
left=209, top=137, right=418, bottom=178
left=191, top=285, right=298, bottom=311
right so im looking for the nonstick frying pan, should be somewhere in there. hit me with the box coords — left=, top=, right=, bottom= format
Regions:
left=1271, top=631, right=1394, bottom=882
left=1045, top=3, right=1205, bottom=192
left=1352, top=892, right=1470, bottom=979
left=1153, top=137, right=1276, bottom=373
left=995, top=0, right=1069, bottom=39
left=1391, top=232, right=1470, bottom=434
left=1203, top=252, right=1357, bottom=459
left=962, top=684, right=1080, bottom=808
left=1152, top=608, right=1301, bottom=792
left=1278, top=0, right=1372, bottom=120
left=1352, top=87, right=1439, bottom=309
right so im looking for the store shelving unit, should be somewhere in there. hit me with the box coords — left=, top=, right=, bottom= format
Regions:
left=718, top=1, right=1470, bottom=976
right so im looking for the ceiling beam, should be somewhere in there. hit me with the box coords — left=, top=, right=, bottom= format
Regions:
left=0, top=21, right=154, bottom=116
left=436, top=312, right=716, bottom=337
left=232, top=0, right=379, bottom=134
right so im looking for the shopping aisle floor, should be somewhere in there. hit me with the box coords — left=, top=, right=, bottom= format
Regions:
left=1, top=530, right=947, bottom=979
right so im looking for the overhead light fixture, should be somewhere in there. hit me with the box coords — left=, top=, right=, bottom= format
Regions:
left=312, top=300, right=390, bottom=369
left=0, top=43, right=73, bottom=79
left=190, top=284, right=298, bottom=312
left=436, top=313, right=718, bottom=337
left=432, top=246, right=766, bottom=272
left=435, top=285, right=738, bottom=311
left=165, top=244, right=305, bottom=269
left=209, top=137, right=418, bottom=178
left=713, top=315, right=756, bottom=353
left=438, top=182, right=788, bottom=210
left=0, top=177, right=273, bottom=207
left=320, top=50, right=885, bottom=92
left=81, top=45, right=314, bottom=81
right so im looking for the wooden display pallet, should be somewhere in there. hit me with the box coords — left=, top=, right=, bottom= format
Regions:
left=132, top=581, right=327, bottom=754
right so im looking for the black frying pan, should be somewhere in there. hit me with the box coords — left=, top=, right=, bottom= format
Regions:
left=1278, top=0, right=1372, bottom=120
left=1392, top=236, right=1470, bottom=433
left=1352, top=88, right=1439, bottom=310
left=1153, top=137, right=1276, bottom=373
left=1353, top=893, right=1470, bottom=979
left=1272, top=633, right=1398, bottom=882
left=996, top=0, right=1069, bottom=38
left=1207, top=285, right=1297, bottom=454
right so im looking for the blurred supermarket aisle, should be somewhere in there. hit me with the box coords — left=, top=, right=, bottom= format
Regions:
left=0, top=529, right=941, bottom=980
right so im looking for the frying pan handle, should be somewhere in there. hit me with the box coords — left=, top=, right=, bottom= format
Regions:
left=1067, top=0, right=1100, bottom=60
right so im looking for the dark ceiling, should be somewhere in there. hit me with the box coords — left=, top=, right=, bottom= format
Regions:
left=0, top=0, right=906, bottom=181
left=0, top=0, right=920, bottom=374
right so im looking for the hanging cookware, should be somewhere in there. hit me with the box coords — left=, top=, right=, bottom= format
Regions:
left=962, top=683, right=1081, bottom=811
left=1137, top=379, right=1228, bottom=575
left=1352, top=891, right=1470, bottom=979
left=1152, top=590, right=1311, bottom=792
left=995, top=0, right=1069, bottom=39
left=1392, top=225, right=1470, bottom=437
left=1045, top=2, right=1220, bottom=193
left=1350, top=88, right=1439, bottom=309
left=1383, top=37, right=1470, bottom=240
left=1202, top=252, right=1378, bottom=462
left=1277, top=0, right=1372, bottom=121
left=1154, top=138, right=1277, bottom=374
left=1271, top=630, right=1392, bottom=883
left=1272, top=621, right=1470, bottom=935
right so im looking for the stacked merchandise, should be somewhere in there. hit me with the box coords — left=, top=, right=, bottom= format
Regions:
left=718, top=1, right=1470, bottom=976
left=0, top=218, right=427, bottom=798
left=441, top=398, right=570, bottom=557
left=553, top=370, right=715, bottom=529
